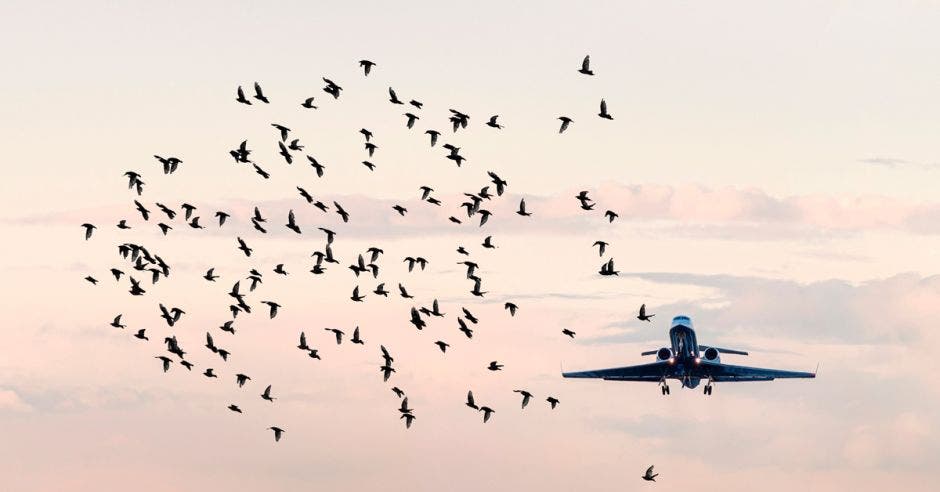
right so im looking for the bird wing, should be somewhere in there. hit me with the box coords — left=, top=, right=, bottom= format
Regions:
left=600, top=99, right=607, bottom=113
left=582, top=55, right=590, bottom=70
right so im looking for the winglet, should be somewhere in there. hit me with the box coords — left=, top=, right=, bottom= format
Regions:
left=814, top=363, right=820, bottom=377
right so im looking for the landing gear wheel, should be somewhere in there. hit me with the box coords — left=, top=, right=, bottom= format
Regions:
left=665, top=386, right=670, bottom=395
left=661, top=386, right=666, bottom=395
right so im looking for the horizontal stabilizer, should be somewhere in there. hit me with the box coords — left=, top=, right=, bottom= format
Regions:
left=699, top=345, right=749, bottom=356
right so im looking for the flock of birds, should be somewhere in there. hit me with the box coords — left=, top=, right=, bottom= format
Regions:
left=81, top=54, right=662, bottom=481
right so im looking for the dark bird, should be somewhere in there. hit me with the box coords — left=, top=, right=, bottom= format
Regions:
left=637, top=304, right=654, bottom=322
left=593, top=240, right=608, bottom=256
left=578, top=55, right=594, bottom=75
left=562, top=328, right=576, bottom=338
left=477, top=210, right=492, bottom=227
left=480, top=406, right=495, bottom=423
left=391, top=387, right=405, bottom=398
left=642, top=466, right=658, bottom=482
left=307, top=155, right=325, bottom=177
left=236, top=237, right=252, bottom=257
left=457, top=318, right=473, bottom=338
left=558, top=116, right=573, bottom=133
left=202, top=268, right=218, bottom=282
left=487, top=361, right=504, bottom=371
left=434, top=340, right=449, bottom=353
left=576, top=190, right=594, bottom=210
left=253, top=82, right=269, bottom=103
left=462, top=307, right=478, bottom=324
left=425, top=130, right=440, bottom=147
left=215, top=211, right=230, bottom=226
left=236, top=373, right=251, bottom=387
left=409, top=99, right=422, bottom=109
left=334, top=202, right=349, bottom=223
left=154, top=155, right=182, bottom=174
left=360, top=128, right=373, bottom=141
left=374, top=283, right=389, bottom=296
left=351, top=286, right=365, bottom=302
left=487, top=171, right=508, bottom=196
left=110, top=268, right=124, bottom=281
left=448, top=216, right=462, bottom=224
left=81, top=223, right=96, bottom=240
left=409, top=307, right=426, bottom=330
left=261, top=301, right=281, bottom=318
left=598, top=98, right=613, bottom=120
left=301, top=97, right=317, bottom=109
left=220, top=321, right=235, bottom=334
left=388, top=87, right=403, bottom=104
left=117, top=219, right=130, bottom=229
left=297, top=332, right=309, bottom=351
left=398, top=397, right=412, bottom=414
left=181, top=203, right=196, bottom=220
left=504, top=302, right=518, bottom=316
left=482, top=235, right=497, bottom=249
left=134, top=200, right=151, bottom=221
left=180, top=360, right=194, bottom=371
left=203, top=368, right=218, bottom=378
left=155, top=356, right=172, bottom=372
left=457, top=246, right=469, bottom=256
left=604, top=210, right=619, bottom=223
left=278, top=141, right=293, bottom=165
left=351, top=327, right=364, bottom=345
left=599, top=258, right=618, bottom=276
left=362, top=161, right=376, bottom=171
left=401, top=413, right=416, bottom=429
left=285, top=210, right=301, bottom=234
left=486, top=115, right=503, bottom=129
left=470, top=277, right=486, bottom=297
left=380, top=345, right=394, bottom=366
left=134, top=329, right=148, bottom=340
left=359, top=59, right=375, bottom=76
left=110, top=314, right=125, bottom=329
left=157, top=223, right=172, bottom=235
left=404, top=112, right=419, bottom=129
left=516, top=198, right=532, bottom=217
left=322, top=78, right=342, bottom=99
left=274, top=264, right=288, bottom=275
left=380, top=365, right=396, bottom=382
left=546, top=396, right=560, bottom=409
left=272, top=123, right=290, bottom=142
left=188, top=216, right=202, bottom=229
left=466, top=390, right=479, bottom=410
left=236, top=86, right=251, bottom=105
left=252, top=163, right=270, bottom=179
left=398, top=283, right=413, bottom=299
left=85, top=276, right=98, bottom=285
left=268, top=426, right=285, bottom=442
left=228, top=404, right=242, bottom=413
left=325, top=328, right=344, bottom=345
left=308, top=348, right=321, bottom=360
left=514, top=389, right=533, bottom=409
left=365, top=142, right=378, bottom=157
left=261, top=385, right=276, bottom=402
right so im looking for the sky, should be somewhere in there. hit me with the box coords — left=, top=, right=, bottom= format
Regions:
left=2, top=1, right=940, bottom=490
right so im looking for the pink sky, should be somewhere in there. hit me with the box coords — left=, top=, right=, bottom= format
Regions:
left=2, top=1, right=940, bottom=490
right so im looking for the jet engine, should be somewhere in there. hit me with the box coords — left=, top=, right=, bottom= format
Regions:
left=702, top=347, right=720, bottom=363
left=656, top=348, right=673, bottom=361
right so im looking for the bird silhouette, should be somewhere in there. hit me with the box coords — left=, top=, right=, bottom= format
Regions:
left=486, top=115, right=503, bottom=129
left=480, top=406, right=495, bottom=423
left=253, top=82, right=269, bottom=103
left=578, top=55, right=594, bottom=75
left=487, top=361, right=504, bottom=371
left=434, top=341, right=449, bottom=353
left=558, top=116, right=573, bottom=133
left=268, top=426, right=285, bottom=442
left=642, top=466, right=658, bottom=482
left=466, top=390, right=479, bottom=410
left=546, top=396, right=560, bottom=409
left=562, top=328, right=576, bottom=338
left=261, top=385, right=276, bottom=402
left=228, top=404, right=242, bottom=413
left=598, top=99, right=613, bottom=120
left=81, top=223, right=96, bottom=240
left=514, top=390, right=533, bottom=409
left=504, top=302, right=518, bottom=316
left=359, top=59, right=375, bottom=76
left=110, top=314, right=125, bottom=329
left=236, top=86, right=251, bottom=105
left=593, top=240, right=608, bottom=256
left=637, top=304, right=654, bottom=322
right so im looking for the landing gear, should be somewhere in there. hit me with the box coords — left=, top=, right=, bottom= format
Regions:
left=660, top=379, right=670, bottom=395
left=704, top=380, right=713, bottom=395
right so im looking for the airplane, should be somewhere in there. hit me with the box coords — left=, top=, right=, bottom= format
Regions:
left=562, top=315, right=815, bottom=395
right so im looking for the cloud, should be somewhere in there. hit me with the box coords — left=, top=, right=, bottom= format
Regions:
left=858, top=157, right=939, bottom=170
left=0, top=388, right=32, bottom=412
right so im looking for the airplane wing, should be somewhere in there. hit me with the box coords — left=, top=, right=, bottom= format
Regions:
left=700, top=360, right=816, bottom=382
left=562, top=361, right=669, bottom=382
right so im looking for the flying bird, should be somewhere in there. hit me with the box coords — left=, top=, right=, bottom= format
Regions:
left=486, top=115, right=503, bottom=129
left=593, top=240, right=608, bottom=257
left=598, top=99, right=613, bottom=120
left=514, top=390, right=533, bottom=409
left=466, top=391, right=479, bottom=410
left=558, top=116, right=573, bottom=133
left=642, top=466, right=658, bottom=482
left=546, top=396, right=560, bottom=409
left=359, top=59, right=375, bottom=76
left=562, top=328, right=576, bottom=338
left=261, top=385, right=276, bottom=402
left=253, top=82, right=269, bottom=103
left=637, top=304, right=654, bottom=322
left=81, top=223, right=96, bottom=240
left=578, top=55, right=594, bottom=75
left=268, top=426, right=285, bottom=442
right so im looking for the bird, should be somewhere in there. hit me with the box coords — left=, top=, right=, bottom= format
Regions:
left=261, top=301, right=281, bottom=318
left=604, top=210, right=619, bottom=223
left=562, top=328, right=576, bottom=338
left=153, top=155, right=182, bottom=174
left=236, top=86, right=251, bottom=105
left=486, top=115, right=503, bottom=129
left=360, top=128, right=373, bottom=141
left=268, top=426, right=285, bottom=442
left=400, top=413, right=416, bottom=429
left=84, top=275, right=98, bottom=285
left=155, top=356, right=172, bottom=372
left=236, top=237, right=252, bottom=257
left=546, top=396, right=560, bottom=409
left=598, top=99, right=613, bottom=120
left=359, top=59, right=375, bottom=76
left=334, top=202, right=349, bottom=223
left=466, top=390, right=479, bottom=410
left=404, top=112, right=419, bottom=129
left=215, top=211, right=230, bottom=226
left=578, top=55, right=594, bottom=75
left=398, top=397, right=412, bottom=414
left=220, top=321, right=235, bottom=334
left=457, top=318, right=473, bottom=338
left=253, top=82, right=269, bottom=103
left=380, top=345, right=394, bottom=366
left=325, top=328, right=344, bottom=345
left=504, top=302, right=518, bottom=316
left=157, top=223, right=172, bottom=235
left=351, top=286, right=365, bottom=302
left=180, top=360, right=194, bottom=371
left=203, top=368, right=218, bottom=378
left=637, top=304, right=655, bottom=322
left=593, top=240, right=608, bottom=256
left=462, top=308, right=478, bottom=324
left=434, top=341, right=449, bottom=353
left=558, top=116, right=573, bottom=133
left=513, top=390, right=533, bottom=409
left=110, top=314, right=125, bottom=329
left=398, top=283, right=413, bottom=299
left=252, top=163, right=270, bottom=179
left=599, top=258, right=618, bottom=276
left=81, top=223, right=96, bottom=240
left=350, top=327, right=364, bottom=345
left=642, top=466, right=658, bottom=482
left=228, top=404, right=242, bottom=413
left=272, top=123, right=290, bottom=142
left=516, top=199, right=532, bottom=217
left=409, top=99, right=422, bottom=109
left=297, top=332, right=309, bottom=351
left=116, top=219, right=130, bottom=229
left=388, top=87, right=403, bottom=104
left=364, top=142, right=378, bottom=157
left=307, top=156, right=325, bottom=177
left=425, top=130, right=440, bottom=146
left=308, top=349, right=321, bottom=360
left=110, top=268, right=124, bottom=281
left=480, top=406, right=495, bottom=423
left=322, top=78, right=343, bottom=99
left=261, top=385, right=276, bottom=402
left=134, top=329, right=148, bottom=341
left=409, top=307, right=426, bottom=330
left=301, top=97, right=317, bottom=109
left=380, top=365, right=395, bottom=382
left=391, top=387, right=405, bottom=398
left=236, top=373, right=251, bottom=387
left=392, top=205, right=407, bottom=216
left=285, top=210, right=301, bottom=234
left=487, top=361, right=504, bottom=371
